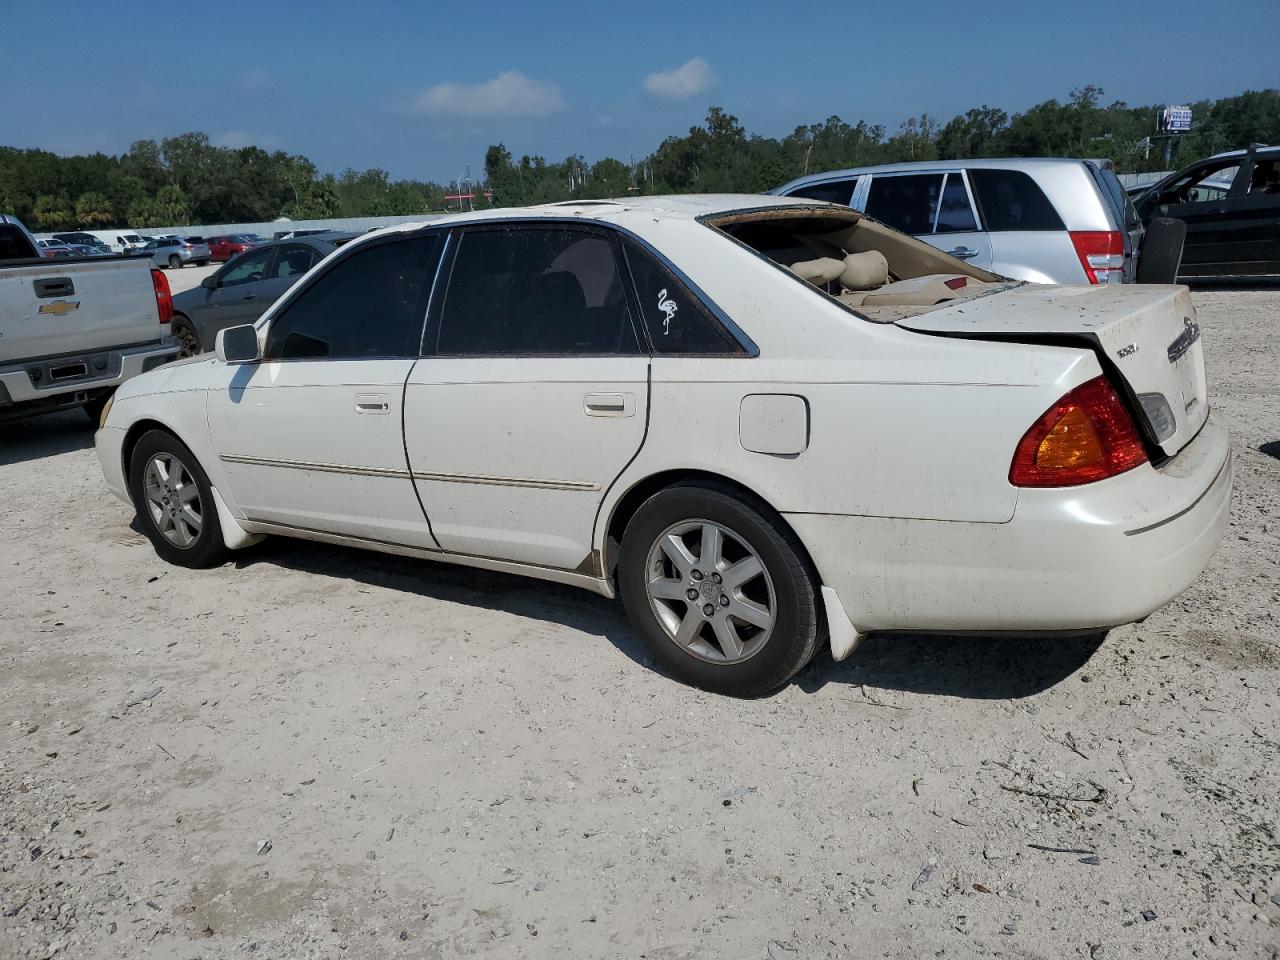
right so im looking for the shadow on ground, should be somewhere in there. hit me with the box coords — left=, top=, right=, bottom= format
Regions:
left=1259, top=440, right=1280, bottom=461
left=0, top=410, right=94, bottom=466
left=232, top=537, right=1102, bottom=701
left=799, top=631, right=1105, bottom=699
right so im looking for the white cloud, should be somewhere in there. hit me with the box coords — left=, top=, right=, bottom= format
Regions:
left=239, top=67, right=271, bottom=91
left=213, top=130, right=283, bottom=150
left=413, top=71, right=563, bottom=118
left=644, top=57, right=715, bottom=100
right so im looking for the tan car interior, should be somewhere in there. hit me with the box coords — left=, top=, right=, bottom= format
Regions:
left=707, top=206, right=1015, bottom=323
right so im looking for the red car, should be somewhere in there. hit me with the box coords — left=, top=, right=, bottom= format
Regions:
left=206, top=234, right=260, bottom=262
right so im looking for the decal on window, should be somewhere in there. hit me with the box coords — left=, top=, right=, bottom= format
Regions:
left=657, top=288, right=678, bottom=334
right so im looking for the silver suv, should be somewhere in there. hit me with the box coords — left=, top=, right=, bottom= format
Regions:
left=770, top=158, right=1143, bottom=285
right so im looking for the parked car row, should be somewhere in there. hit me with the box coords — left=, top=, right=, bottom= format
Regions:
left=33, top=230, right=265, bottom=261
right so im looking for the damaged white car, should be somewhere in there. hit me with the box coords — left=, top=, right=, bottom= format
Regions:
left=94, top=195, right=1231, bottom=696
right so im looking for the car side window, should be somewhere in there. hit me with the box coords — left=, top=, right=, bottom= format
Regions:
left=434, top=227, right=640, bottom=356
left=271, top=244, right=318, bottom=279
left=864, top=174, right=944, bottom=235
left=219, top=248, right=274, bottom=288
left=787, top=180, right=856, bottom=205
left=934, top=173, right=979, bottom=233
left=622, top=238, right=744, bottom=355
left=968, top=169, right=1066, bottom=231
left=1246, top=159, right=1280, bottom=197
left=264, top=235, right=437, bottom=361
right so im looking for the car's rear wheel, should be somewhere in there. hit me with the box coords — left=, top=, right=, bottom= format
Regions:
left=618, top=482, right=822, bottom=697
left=171, top=314, right=200, bottom=358
left=128, top=430, right=227, bottom=568
left=168, top=254, right=181, bottom=269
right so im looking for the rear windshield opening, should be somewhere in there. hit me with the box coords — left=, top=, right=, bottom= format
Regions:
left=704, top=206, right=1013, bottom=322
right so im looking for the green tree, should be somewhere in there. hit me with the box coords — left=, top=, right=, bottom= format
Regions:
left=74, top=191, right=113, bottom=227
left=31, top=193, right=74, bottom=230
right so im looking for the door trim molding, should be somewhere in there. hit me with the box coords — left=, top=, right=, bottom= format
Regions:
left=220, top=453, right=600, bottom=492
left=220, top=453, right=412, bottom=480
left=410, top=469, right=600, bottom=492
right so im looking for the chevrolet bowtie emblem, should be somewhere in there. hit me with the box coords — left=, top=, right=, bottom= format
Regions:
left=38, top=300, right=80, bottom=316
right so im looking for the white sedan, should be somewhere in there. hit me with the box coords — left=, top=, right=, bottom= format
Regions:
left=94, top=195, right=1231, bottom=696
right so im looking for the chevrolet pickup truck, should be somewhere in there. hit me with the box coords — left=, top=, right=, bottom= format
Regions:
left=1, top=214, right=179, bottom=423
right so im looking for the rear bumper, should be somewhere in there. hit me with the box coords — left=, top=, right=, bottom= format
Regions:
left=0, top=339, right=179, bottom=406
left=790, top=412, right=1232, bottom=633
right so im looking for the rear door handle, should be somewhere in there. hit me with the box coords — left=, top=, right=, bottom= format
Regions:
left=946, top=246, right=979, bottom=260
left=584, top=392, right=635, bottom=417
left=242, top=292, right=257, bottom=301
left=354, top=393, right=391, bottom=415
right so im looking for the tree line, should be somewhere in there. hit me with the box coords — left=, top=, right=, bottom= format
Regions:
left=3, top=87, right=1277, bottom=231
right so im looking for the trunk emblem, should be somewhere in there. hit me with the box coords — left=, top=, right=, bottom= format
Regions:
left=1117, top=343, right=1139, bottom=359
left=38, top=300, right=80, bottom=316
left=1167, top=317, right=1201, bottom=363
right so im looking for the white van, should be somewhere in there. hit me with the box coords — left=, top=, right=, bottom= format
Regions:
left=87, top=230, right=149, bottom=254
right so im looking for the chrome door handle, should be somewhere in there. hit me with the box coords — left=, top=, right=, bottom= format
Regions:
left=243, top=293, right=257, bottom=300
left=946, top=246, right=979, bottom=260
left=584, top=392, right=635, bottom=417
left=354, top=393, right=391, bottom=414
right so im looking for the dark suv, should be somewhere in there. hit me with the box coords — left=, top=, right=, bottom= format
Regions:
left=1134, top=144, right=1280, bottom=280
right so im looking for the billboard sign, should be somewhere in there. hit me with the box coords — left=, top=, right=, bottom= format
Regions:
left=1161, top=105, right=1193, bottom=133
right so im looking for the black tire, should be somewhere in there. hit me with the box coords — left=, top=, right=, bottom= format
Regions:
left=168, top=254, right=181, bottom=269
left=82, top=390, right=113, bottom=426
left=617, top=481, right=822, bottom=697
left=128, top=429, right=228, bottom=568
left=171, top=314, right=201, bottom=358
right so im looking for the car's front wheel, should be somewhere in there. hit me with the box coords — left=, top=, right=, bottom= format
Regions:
left=617, top=482, right=822, bottom=697
left=128, top=430, right=228, bottom=568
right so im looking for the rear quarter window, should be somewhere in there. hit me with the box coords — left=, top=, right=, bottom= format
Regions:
left=969, top=169, right=1066, bottom=231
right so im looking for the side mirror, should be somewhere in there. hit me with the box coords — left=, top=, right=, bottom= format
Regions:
left=200, top=274, right=218, bottom=289
left=215, top=325, right=261, bottom=364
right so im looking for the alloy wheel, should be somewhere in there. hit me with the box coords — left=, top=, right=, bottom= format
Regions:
left=142, top=452, right=203, bottom=548
left=644, top=519, right=776, bottom=663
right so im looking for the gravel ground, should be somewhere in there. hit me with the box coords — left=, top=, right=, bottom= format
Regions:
left=1, top=289, right=1277, bottom=960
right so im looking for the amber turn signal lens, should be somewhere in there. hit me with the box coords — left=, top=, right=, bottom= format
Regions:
left=1010, top=376, right=1148, bottom=487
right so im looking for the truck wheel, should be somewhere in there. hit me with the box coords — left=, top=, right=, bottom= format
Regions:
left=168, top=254, right=181, bottom=269
left=171, top=315, right=201, bottom=358
left=617, top=482, right=822, bottom=697
left=128, top=429, right=228, bottom=568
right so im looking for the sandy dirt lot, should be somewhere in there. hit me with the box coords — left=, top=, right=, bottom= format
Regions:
left=1, top=289, right=1277, bottom=960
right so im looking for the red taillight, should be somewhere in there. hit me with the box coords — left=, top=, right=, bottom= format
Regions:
left=1069, top=230, right=1124, bottom=285
left=1010, top=376, right=1148, bottom=487
left=151, top=268, right=173, bottom=324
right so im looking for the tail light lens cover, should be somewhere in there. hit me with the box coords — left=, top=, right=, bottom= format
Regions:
left=151, top=268, right=173, bottom=324
left=1070, top=230, right=1125, bottom=284
left=1010, top=376, right=1148, bottom=487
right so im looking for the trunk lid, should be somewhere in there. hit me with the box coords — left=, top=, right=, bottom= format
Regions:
left=895, top=283, right=1208, bottom=458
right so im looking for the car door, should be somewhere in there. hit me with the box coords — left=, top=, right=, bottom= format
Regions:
left=863, top=171, right=994, bottom=271
left=191, top=246, right=278, bottom=343
left=404, top=224, right=649, bottom=571
left=207, top=232, right=441, bottom=544
left=1218, top=155, right=1280, bottom=275
left=1139, top=159, right=1241, bottom=275
left=254, top=242, right=322, bottom=310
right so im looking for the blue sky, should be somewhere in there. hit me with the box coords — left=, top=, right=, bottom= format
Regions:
left=2, top=0, right=1277, bottom=182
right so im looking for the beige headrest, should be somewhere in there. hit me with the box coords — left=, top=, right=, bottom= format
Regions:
left=789, top=257, right=845, bottom=285
left=839, top=250, right=889, bottom=290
